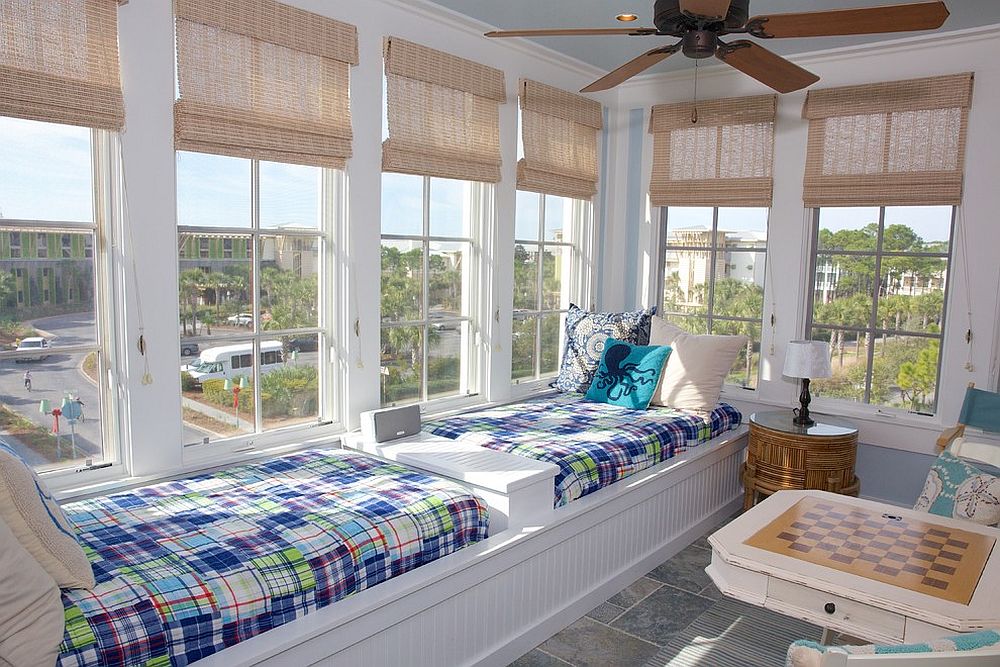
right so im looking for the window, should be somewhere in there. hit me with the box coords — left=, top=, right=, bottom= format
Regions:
left=0, top=116, right=119, bottom=473
left=177, top=152, right=337, bottom=445
left=807, top=206, right=953, bottom=413
left=658, top=206, right=768, bottom=388
left=512, top=191, right=591, bottom=382
left=380, top=173, right=482, bottom=406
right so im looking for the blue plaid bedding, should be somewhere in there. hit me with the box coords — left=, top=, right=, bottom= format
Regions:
left=56, top=448, right=488, bottom=666
left=423, top=394, right=742, bottom=506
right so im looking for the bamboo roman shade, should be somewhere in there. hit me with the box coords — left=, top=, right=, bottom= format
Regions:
left=383, top=37, right=506, bottom=183
left=174, top=0, right=358, bottom=169
left=0, top=0, right=124, bottom=130
left=802, top=73, right=974, bottom=207
left=648, top=94, right=776, bottom=208
left=518, top=80, right=603, bottom=200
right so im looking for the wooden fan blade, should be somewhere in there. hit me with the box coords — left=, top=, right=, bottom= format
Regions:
left=748, top=1, right=949, bottom=39
left=485, top=27, right=657, bottom=38
left=679, top=0, right=733, bottom=21
left=581, top=44, right=682, bottom=93
left=716, top=40, right=819, bottom=93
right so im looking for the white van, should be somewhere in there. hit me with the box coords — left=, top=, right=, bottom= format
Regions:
left=181, top=341, right=284, bottom=384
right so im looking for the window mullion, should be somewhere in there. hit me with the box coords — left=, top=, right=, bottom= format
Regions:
left=706, top=207, right=720, bottom=333
left=251, top=160, right=263, bottom=433
left=862, top=207, right=887, bottom=404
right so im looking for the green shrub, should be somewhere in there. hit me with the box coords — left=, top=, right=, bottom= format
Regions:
left=202, top=378, right=252, bottom=410
left=180, top=371, right=198, bottom=392
left=261, top=366, right=318, bottom=418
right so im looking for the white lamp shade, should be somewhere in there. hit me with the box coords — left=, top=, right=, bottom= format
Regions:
left=783, top=340, right=832, bottom=379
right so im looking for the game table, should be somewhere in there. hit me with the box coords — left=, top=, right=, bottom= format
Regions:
left=707, top=490, right=1000, bottom=644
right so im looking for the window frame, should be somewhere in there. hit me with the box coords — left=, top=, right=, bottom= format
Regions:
left=805, top=206, right=955, bottom=414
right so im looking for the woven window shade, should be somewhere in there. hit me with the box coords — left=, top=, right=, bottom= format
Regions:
left=648, top=95, right=776, bottom=208
left=174, top=0, right=357, bottom=169
left=0, top=0, right=124, bottom=130
left=383, top=37, right=506, bottom=183
left=518, top=79, right=603, bottom=200
left=802, top=73, right=973, bottom=207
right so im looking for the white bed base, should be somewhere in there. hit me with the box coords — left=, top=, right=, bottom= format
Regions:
left=198, top=426, right=749, bottom=666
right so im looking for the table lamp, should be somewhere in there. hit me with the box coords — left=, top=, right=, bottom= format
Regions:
left=783, top=340, right=832, bottom=426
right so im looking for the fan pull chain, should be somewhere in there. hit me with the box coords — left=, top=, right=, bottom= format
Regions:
left=691, top=61, right=699, bottom=124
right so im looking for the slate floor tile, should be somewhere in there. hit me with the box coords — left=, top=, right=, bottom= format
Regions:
left=607, top=576, right=662, bottom=609
left=611, top=584, right=715, bottom=646
left=586, top=601, right=626, bottom=624
left=540, top=617, right=660, bottom=667
left=508, top=648, right=573, bottom=667
left=646, top=544, right=713, bottom=594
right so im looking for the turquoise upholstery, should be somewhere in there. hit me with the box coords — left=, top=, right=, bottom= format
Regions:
left=958, top=387, right=1000, bottom=433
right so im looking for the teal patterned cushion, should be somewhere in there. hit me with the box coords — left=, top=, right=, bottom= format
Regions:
left=584, top=339, right=671, bottom=410
left=913, top=450, right=1000, bottom=527
left=786, top=630, right=1000, bottom=667
left=553, top=305, right=656, bottom=393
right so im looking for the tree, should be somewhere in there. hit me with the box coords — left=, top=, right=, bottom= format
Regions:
left=0, top=270, right=14, bottom=308
left=712, top=278, right=763, bottom=385
left=897, top=339, right=939, bottom=412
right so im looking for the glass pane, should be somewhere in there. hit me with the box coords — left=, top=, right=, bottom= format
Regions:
left=380, top=326, right=423, bottom=406
left=381, top=240, right=423, bottom=323
left=665, top=207, right=713, bottom=247
left=515, top=190, right=541, bottom=241
left=381, top=172, right=423, bottom=236
left=539, top=313, right=564, bottom=376
left=0, top=117, right=93, bottom=223
left=259, top=235, right=319, bottom=330
left=878, top=277, right=945, bottom=336
left=1, top=351, right=105, bottom=472
left=661, top=249, right=709, bottom=316
left=429, top=177, right=468, bottom=238
left=262, top=335, right=319, bottom=429
left=178, top=233, right=254, bottom=339
left=428, top=241, right=465, bottom=318
left=511, top=316, right=537, bottom=381
left=812, top=255, right=875, bottom=328
left=809, top=327, right=866, bottom=404
left=664, top=315, right=709, bottom=335
left=714, top=321, right=760, bottom=389
left=717, top=208, right=768, bottom=247
left=883, top=206, right=952, bottom=254
left=874, top=334, right=940, bottom=412
left=260, top=162, right=321, bottom=230
left=428, top=322, right=462, bottom=401
left=816, top=208, right=880, bottom=252
left=181, top=339, right=256, bottom=443
left=544, top=195, right=570, bottom=242
left=712, top=273, right=764, bottom=321
left=176, top=152, right=251, bottom=228
left=541, top=245, right=570, bottom=310
left=513, top=243, right=539, bottom=311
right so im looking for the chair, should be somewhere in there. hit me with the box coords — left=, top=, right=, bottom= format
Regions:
left=936, top=383, right=1000, bottom=467
left=786, top=631, right=1000, bottom=666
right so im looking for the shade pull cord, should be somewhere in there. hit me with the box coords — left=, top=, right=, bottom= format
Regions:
left=957, top=206, right=974, bottom=372
left=118, top=139, right=152, bottom=386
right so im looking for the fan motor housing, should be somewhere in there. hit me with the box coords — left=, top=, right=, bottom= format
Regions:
left=654, top=0, right=750, bottom=34
left=682, top=30, right=718, bottom=58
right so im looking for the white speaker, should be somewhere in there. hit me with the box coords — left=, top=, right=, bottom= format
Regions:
left=360, top=405, right=422, bottom=443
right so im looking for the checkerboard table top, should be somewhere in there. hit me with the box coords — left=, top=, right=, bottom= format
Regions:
left=744, top=496, right=996, bottom=605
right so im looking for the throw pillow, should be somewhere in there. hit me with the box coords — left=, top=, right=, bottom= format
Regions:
left=0, top=443, right=95, bottom=589
left=584, top=339, right=672, bottom=410
left=786, top=630, right=1000, bottom=667
left=0, top=514, right=65, bottom=667
left=552, top=304, right=655, bottom=393
left=648, top=317, right=748, bottom=411
left=913, top=450, right=1000, bottom=527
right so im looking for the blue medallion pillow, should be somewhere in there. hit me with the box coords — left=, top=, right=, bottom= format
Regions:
left=913, top=450, right=1000, bottom=527
left=585, top=339, right=671, bottom=410
left=553, top=304, right=656, bottom=393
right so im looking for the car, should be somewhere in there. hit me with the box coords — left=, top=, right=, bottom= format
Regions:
left=285, top=337, right=318, bottom=353
left=15, top=337, right=50, bottom=362
left=180, top=342, right=200, bottom=357
left=226, top=312, right=253, bottom=327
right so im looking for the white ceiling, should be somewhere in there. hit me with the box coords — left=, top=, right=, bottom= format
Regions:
left=423, top=0, right=1000, bottom=74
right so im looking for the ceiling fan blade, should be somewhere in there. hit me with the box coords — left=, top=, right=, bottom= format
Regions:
left=679, top=0, right=733, bottom=21
left=485, top=27, right=657, bottom=38
left=580, top=44, right=682, bottom=93
left=748, top=1, right=949, bottom=39
left=716, top=40, right=819, bottom=93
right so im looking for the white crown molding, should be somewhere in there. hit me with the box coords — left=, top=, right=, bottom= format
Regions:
left=374, top=0, right=605, bottom=79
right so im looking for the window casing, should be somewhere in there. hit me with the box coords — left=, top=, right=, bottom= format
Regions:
left=657, top=206, right=769, bottom=389
left=806, top=206, right=953, bottom=413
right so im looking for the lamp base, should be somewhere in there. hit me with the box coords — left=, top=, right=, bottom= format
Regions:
left=792, top=378, right=814, bottom=427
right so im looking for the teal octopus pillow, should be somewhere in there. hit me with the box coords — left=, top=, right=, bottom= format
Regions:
left=584, top=338, right=671, bottom=410
left=913, top=450, right=1000, bottom=527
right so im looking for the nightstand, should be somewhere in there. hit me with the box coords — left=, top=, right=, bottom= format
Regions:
left=743, top=411, right=859, bottom=510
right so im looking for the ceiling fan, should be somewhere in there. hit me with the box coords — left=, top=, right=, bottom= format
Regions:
left=485, top=0, right=949, bottom=94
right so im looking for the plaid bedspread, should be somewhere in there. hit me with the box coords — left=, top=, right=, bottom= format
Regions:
left=57, top=448, right=488, bottom=666
left=423, top=394, right=742, bottom=507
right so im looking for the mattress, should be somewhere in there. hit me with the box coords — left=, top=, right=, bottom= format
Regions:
left=56, top=448, right=488, bottom=666
left=423, top=393, right=742, bottom=506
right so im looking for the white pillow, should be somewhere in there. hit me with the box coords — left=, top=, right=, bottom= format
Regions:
left=648, top=318, right=747, bottom=411
left=0, top=444, right=94, bottom=590
left=0, top=514, right=65, bottom=667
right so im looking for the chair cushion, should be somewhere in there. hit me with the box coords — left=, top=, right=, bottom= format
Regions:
left=648, top=318, right=747, bottom=411
left=0, top=514, right=65, bottom=667
left=913, top=450, right=1000, bottom=527
left=584, top=339, right=671, bottom=410
left=786, top=630, right=1000, bottom=667
left=552, top=304, right=655, bottom=393
left=0, top=443, right=94, bottom=589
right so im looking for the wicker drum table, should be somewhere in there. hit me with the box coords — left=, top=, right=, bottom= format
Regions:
left=743, top=411, right=859, bottom=510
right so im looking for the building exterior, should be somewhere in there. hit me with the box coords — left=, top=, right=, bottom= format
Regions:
left=1, top=231, right=93, bottom=312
